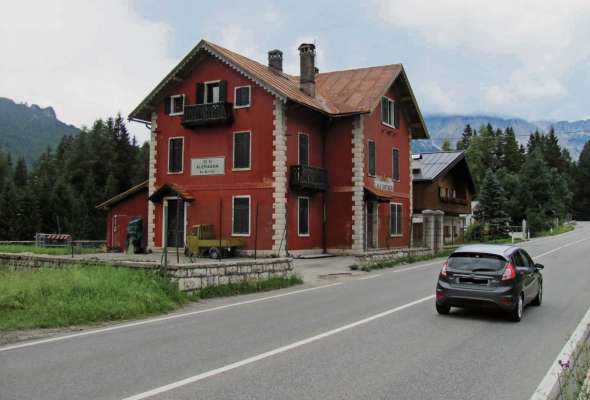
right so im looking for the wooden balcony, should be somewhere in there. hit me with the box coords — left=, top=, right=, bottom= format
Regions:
left=181, top=102, right=233, bottom=128
left=290, top=165, right=328, bottom=192
left=439, top=196, right=468, bottom=206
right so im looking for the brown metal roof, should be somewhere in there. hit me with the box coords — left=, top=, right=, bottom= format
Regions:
left=129, top=39, right=429, bottom=138
left=96, top=180, right=148, bottom=210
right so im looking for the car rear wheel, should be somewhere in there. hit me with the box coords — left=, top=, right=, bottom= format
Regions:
left=436, top=303, right=451, bottom=315
left=510, top=294, right=524, bottom=322
left=531, top=282, right=542, bottom=306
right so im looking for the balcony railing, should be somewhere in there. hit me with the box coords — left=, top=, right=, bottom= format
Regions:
left=440, top=196, right=468, bottom=206
left=181, top=102, right=233, bottom=128
left=290, top=165, right=328, bottom=192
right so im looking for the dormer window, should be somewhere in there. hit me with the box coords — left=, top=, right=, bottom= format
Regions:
left=381, top=96, right=398, bottom=128
left=234, top=86, right=251, bottom=108
left=166, top=94, right=185, bottom=116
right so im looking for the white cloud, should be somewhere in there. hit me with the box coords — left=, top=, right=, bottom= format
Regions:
left=420, top=81, right=458, bottom=113
left=0, top=0, right=175, bottom=143
left=377, top=0, right=590, bottom=108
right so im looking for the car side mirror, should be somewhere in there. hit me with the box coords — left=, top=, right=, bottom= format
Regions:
left=535, top=263, right=544, bottom=270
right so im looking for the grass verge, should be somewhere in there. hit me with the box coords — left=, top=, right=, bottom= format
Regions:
left=0, top=244, right=103, bottom=255
left=196, top=274, right=303, bottom=299
left=536, top=223, right=575, bottom=238
left=0, top=267, right=304, bottom=331
left=351, top=249, right=455, bottom=272
left=0, top=266, right=187, bottom=331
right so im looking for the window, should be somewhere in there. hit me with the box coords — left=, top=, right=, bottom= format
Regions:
left=234, top=86, right=251, bottom=108
left=390, top=203, right=403, bottom=236
left=392, top=148, right=400, bottom=181
left=368, top=140, right=376, bottom=176
left=381, top=96, right=396, bottom=127
left=168, top=137, right=184, bottom=174
left=232, top=196, right=250, bottom=236
left=512, top=251, right=526, bottom=267
left=169, top=95, right=185, bottom=116
left=205, top=81, right=220, bottom=104
left=298, top=197, right=310, bottom=236
left=298, top=133, right=309, bottom=166
left=233, top=132, right=251, bottom=170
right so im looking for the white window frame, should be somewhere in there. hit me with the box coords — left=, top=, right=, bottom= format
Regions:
left=231, top=195, right=251, bottom=237
left=297, top=196, right=310, bottom=237
left=392, top=147, right=400, bottom=182
left=390, top=202, right=403, bottom=237
left=204, top=80, right=221, bottom=104
left=167, top=137, right=184, bottom=175
left=368, top=139, right=376, bottom=177
left=232, top=131, right=252, bottom=171
left=234, top=85, right=251, bottom=109
left=381, top=96, right=395, bottom=128
left=298, top=132, right=310, bottom=166
left=169, top=94, right=185, bottom=116
left=161, top=197, right=189, bottom=248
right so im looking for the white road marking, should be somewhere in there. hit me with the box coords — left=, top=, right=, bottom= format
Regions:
left=121, top=295, right=435, bottom=400
left=0, top=282, right=342, bottom=353
left=532, top=236, right=590, bottom=260
left=359, top=273, right=383, bottom=280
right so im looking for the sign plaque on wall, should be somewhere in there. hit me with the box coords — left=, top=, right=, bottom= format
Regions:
left=374, top=177, right=394, bottom=192
left=191, top=157, right=225, bottom=176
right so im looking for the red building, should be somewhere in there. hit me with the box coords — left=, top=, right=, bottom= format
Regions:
left=125, top=39, right=429, bottom=256
left=97, top=181, right=148, bottom=251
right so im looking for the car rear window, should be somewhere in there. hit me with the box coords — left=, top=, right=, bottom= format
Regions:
left=448, top=252, right=507, bottom=271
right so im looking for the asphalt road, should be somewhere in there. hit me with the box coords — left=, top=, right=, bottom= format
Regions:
left=2, top=223, right=590, bottom=400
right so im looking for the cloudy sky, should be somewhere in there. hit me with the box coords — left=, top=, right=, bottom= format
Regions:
left=1, top=0, right=590, bottom=142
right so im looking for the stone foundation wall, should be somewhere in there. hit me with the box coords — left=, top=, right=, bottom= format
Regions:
left=0, top=253, right=293, bottom=293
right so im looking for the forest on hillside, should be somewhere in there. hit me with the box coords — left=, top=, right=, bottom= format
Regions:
left=451, top=123, right=590, bottom=234
left=0, top=115, right=148, bottom=240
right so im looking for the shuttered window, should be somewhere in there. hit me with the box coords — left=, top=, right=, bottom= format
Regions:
left=235, top=86, right=251, bottom=108
left=232, top=196, right=250, bottom=236
left=299, top=134, right=309, bottom=166
left=168, top=138, right=184, bottom=173
left=298, top=197, right=310, bottom=236
left=392, top=148, right=400, bottom=181
left=390, top=203, right=403, bottom=236
left=368, top=140, right=376, bottom=176
left=233, top=132, right=251, bottom=170
left=382, top=96, right=398, bottom=128
left=166, top=95, right=184, bottom=115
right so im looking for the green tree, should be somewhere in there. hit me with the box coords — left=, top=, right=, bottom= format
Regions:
left=441, top=138, right=452, bottom=151
left=476, top=170, right=510, bottom=234
left=456, top=124, right=474, bottom=150
left=574, top=141, right=590, bottom=220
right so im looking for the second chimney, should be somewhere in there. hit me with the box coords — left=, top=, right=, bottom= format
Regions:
left=298, top=43, right=316, bottom=97
left=268, top=49, right=283, bottom=72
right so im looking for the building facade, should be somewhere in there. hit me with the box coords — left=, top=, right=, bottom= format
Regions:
left=127, top=39, right=429, bottom=256
left=411, top=151, right=476, bottom=250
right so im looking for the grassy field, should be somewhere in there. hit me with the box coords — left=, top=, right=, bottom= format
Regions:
left=0, top=266, right=304, bottom=331
left=0, top=244, right=103, bottom=255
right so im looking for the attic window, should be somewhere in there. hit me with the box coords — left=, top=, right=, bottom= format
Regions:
left=412, top=168, right=421, bottom=175
left=234, top=86, right=251, bottom=108
left=381, top=96, right=399, bottom=128
left=170, top=95, right=185, bottom=116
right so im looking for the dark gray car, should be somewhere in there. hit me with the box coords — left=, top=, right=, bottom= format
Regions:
left=435, top=244, right=544, bottom=322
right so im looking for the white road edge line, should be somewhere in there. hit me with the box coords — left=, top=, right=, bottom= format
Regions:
left=529, top=297, right=590, bottom=399
left=0, top=282, right=343, bottom=353
left=359, top=273, right=383, bottom=280
left=532, top=236, right=590, bottom=260
left=121, top=295, right=435, bottom=400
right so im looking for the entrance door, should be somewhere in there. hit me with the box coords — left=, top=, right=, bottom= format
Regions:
left=166, top=199, right=185, bottom=248
left=366, top=201, right=377, bottom=249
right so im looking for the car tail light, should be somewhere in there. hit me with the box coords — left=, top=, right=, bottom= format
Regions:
left=441, top=260, right=449, bottom=277
left=502, top=262, right=516, bottom=281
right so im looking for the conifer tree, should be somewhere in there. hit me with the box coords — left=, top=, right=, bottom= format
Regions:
left=476, top=170, right=510, bottom=234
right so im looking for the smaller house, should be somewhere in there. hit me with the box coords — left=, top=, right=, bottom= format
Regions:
left=96, top=181, right=149, bottom=251
left=411, top=151, right=476, bottom=250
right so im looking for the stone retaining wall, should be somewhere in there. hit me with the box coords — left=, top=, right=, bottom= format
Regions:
left=0, top=253, right=293, bottom=293
left=355, top=246, right=458, bottom=263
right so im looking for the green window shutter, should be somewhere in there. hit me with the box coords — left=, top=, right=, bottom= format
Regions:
left=219, top=80, right=228, bottom=102
left=393, top=102, right=400, bottom=128
left=196, top=83, right=204, bottom=104
left=164, top=96, right=171, bottom=114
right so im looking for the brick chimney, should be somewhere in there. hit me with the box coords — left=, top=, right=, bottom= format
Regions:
left=268, top=49, right=283, bottom=72
left=298, top=43, right=316, bottom=97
